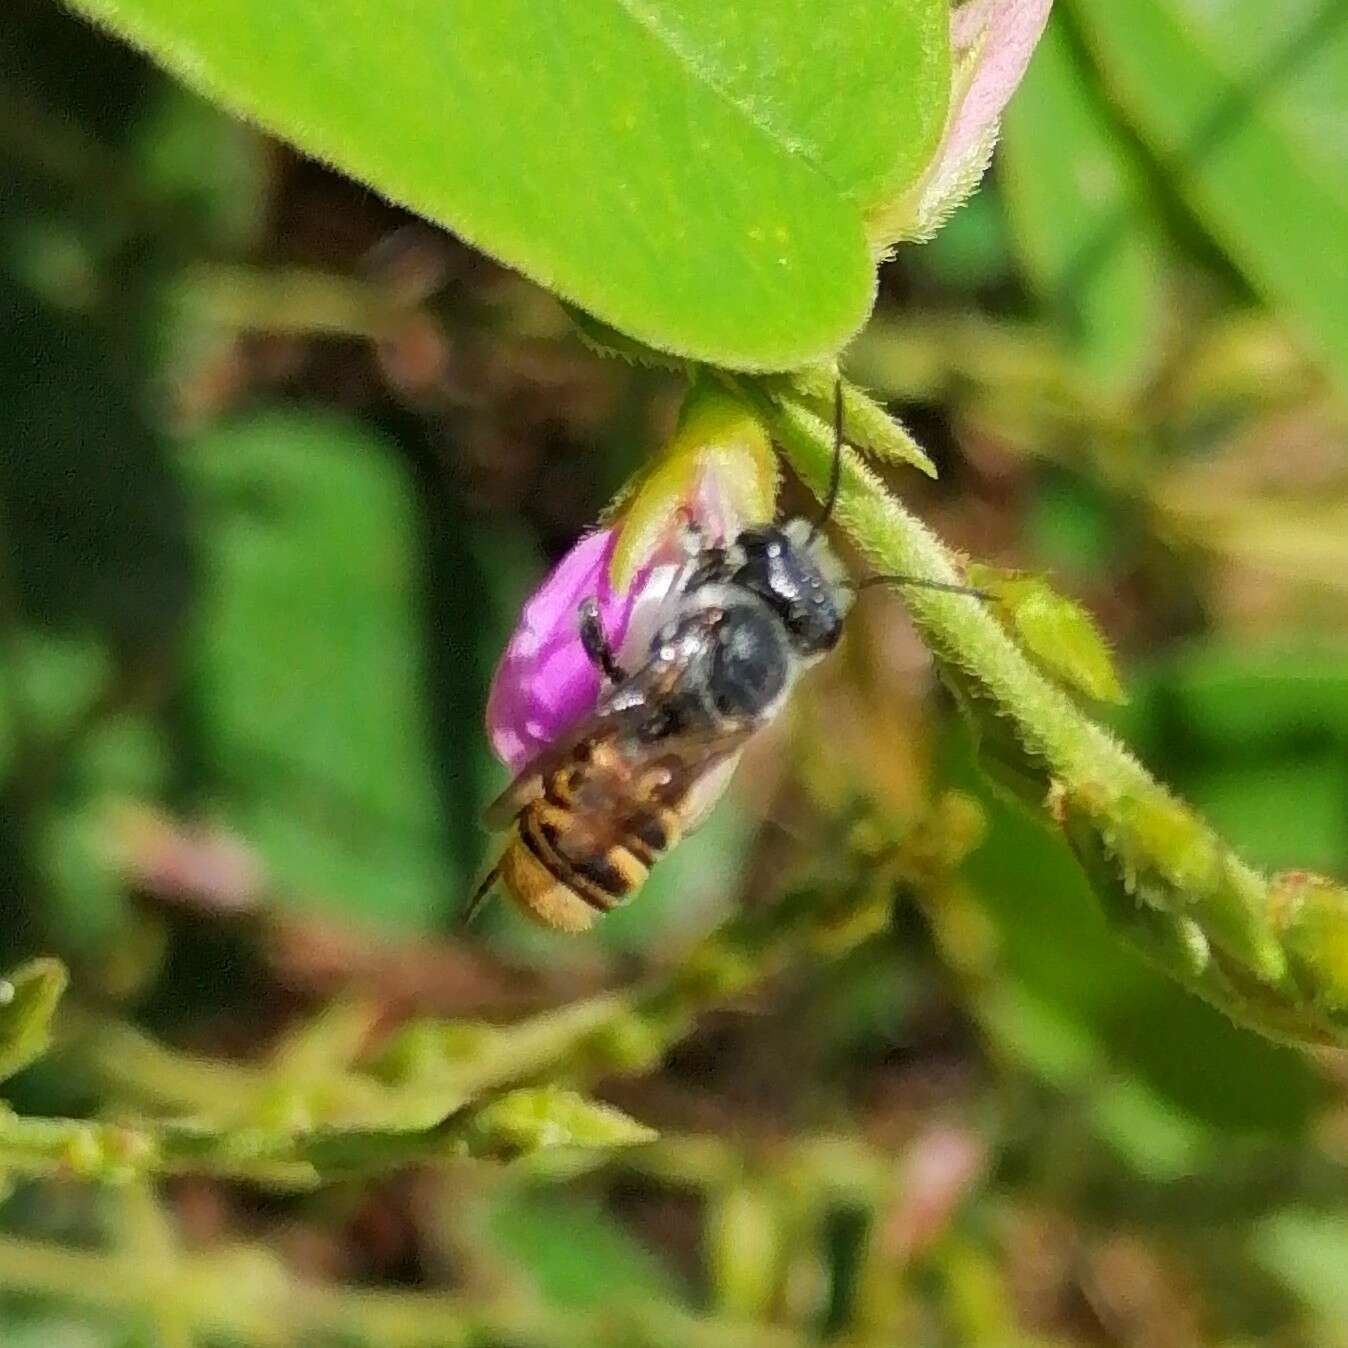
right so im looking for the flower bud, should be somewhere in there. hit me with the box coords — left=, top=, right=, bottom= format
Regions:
left=873, top=0, right=1053, bottom=244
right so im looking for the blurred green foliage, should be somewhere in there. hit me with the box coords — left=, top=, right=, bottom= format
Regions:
left=186, top=410, right=462, bottom=930
left=1, top=2, right=1347, bottom=1346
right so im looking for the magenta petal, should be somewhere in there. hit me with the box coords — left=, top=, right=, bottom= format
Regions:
left=487, top=529, right=639, bottom=772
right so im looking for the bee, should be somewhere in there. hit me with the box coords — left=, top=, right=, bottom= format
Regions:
left=465, top=386, right=981, bottom=932
left=467, top=513, right=853, bottom=931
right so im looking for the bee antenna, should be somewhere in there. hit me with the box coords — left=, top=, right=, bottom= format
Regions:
left=458, top=866, right=500, bottom=932
left=854, top=574, right=989, bottom=599
left=806, top=377, right=845, bottom=545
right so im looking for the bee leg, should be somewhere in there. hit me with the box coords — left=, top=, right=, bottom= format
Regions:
left=578, top=598, right=627, bottom=683
left=672, top=506, right=703, bottom=556
left=458, top=863, right=500, bottom=931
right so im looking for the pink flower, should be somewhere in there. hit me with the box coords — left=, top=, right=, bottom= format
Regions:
left=486, top=528, right=631, bottom=773
left=486, top=521, right=722, bottom=773
left=486, top=383, right=779, bottom=774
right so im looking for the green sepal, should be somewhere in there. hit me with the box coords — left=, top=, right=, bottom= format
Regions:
left=468, top=1086, right=657, bottom=1159
left=608, top=378, right=778, bottom=590
left=0, top=959, right=69, bottom=1084
left=968, top=564, right=1126, bottom=705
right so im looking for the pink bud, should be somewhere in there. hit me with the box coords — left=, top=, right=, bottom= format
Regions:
left=111, top=803, right=264, bottom=914
left=887, top=0, right=1053, bottom=241
left=882, top=1125, right=984, bottom=1263
left=948, top=1, right=1054, bottom=167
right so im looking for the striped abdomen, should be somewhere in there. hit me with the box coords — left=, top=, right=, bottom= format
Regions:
left=498, top=755, right=684, bottom=933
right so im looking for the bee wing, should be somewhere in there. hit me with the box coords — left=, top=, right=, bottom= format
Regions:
left=483, top=626, right=703, bottom=830
left=679, top=750, right=745, bottom=834
left=576, top=720, right=751, bottom=829
left=526, top=718, right=753, bottom=892
left=483, top=605, right=764, bottom=832
left=483, top=759, right=554, bottom=831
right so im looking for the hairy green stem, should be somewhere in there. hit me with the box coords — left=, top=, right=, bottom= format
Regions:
left=747, top=378, right=1348, bottom=1048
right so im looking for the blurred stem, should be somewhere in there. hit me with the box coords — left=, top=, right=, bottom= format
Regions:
left=0, top=1084, right=647, bottom=1189
left=622, top=1131, right=893, bottom=1204
left=1158, top=491, right=1348, bottom=593
left=845, top=311, right=1323, bottom=443
left=738, top=376, right=1348, bottom=1048
left=0, top=1107, right=479, bottom=1189
left=13, top=804, right=963, bottom=1194
left=176, top=263, right=408, bottom=340
left=0, top=1233, right=805, bottom=1348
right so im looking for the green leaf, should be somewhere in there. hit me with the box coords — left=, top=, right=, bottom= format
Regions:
left=1191, top=757, right=1348, bottom=876
left=1148, top=641, right=1348, bottom=750
left=69, top=0, right=951, bottom=369
left=0, top=959, right=68, bottom=1083
left=999, top=14, right=1165, bottom=395
left=966, top=564, right=1125, bottom=704
left=181, top=409, right=454, bottom=931
left=1086, top=1076, right=1210, bottom=1180
left=484, top=1188, right=682, bottom=1311
left=1071, top=0, right=1348, bottom=401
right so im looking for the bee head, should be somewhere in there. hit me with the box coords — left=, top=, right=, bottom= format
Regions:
left=730, top=520, right=852, bottom=657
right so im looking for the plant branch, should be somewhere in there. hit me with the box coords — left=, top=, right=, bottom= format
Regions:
left=0, top=1083, right=652, bottom=1191
left=748, top=378, right=1348, bottom=1048
left=2, top=797, right=971, bottom=1194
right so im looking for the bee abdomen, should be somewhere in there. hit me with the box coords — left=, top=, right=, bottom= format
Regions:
left=504, top=800, right=653, bottom=931
left=497, top=828, right=597, bottom=933
left=623, top=807, right=682, bottom=865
